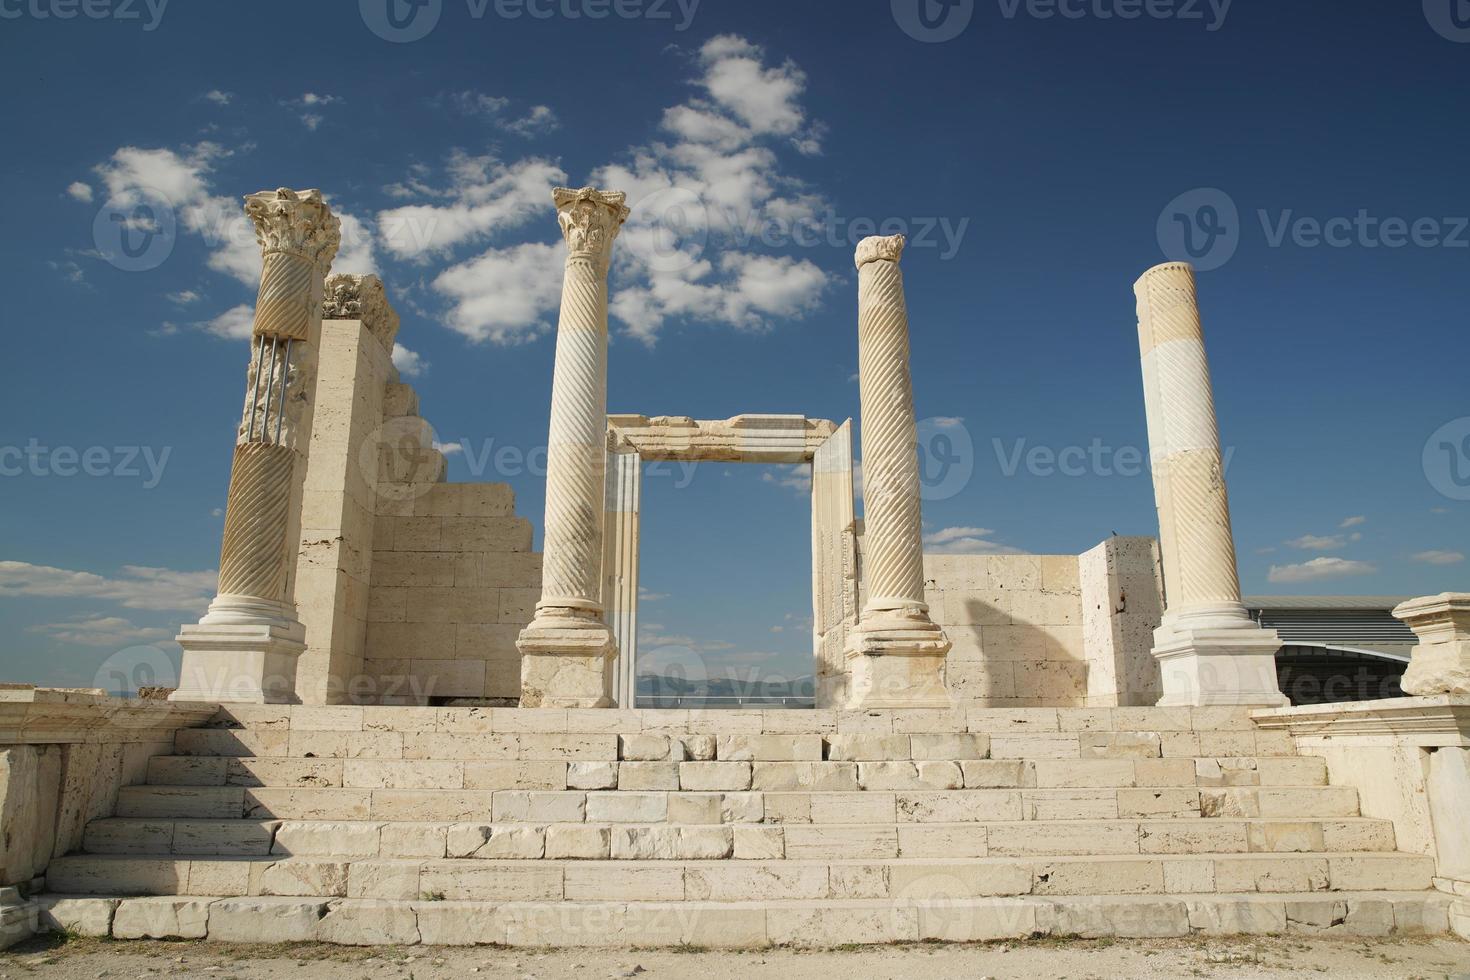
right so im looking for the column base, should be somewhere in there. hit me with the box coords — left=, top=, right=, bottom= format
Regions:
left=1152, top=621, right=1287, bottom=708
left=517, top=611, right=617, bottom=708
left=171, top=621, right=306, bottom=704
left=843, top=616, right=952, bottom=710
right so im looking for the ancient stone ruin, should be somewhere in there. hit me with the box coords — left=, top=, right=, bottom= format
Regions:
left=1, top=186, right=1467, bottom=949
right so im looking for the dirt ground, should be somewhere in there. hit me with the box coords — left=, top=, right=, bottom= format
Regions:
left=1, top=935, right=1468, bottom=980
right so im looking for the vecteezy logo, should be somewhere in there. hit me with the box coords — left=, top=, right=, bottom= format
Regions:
left=93, top=191, right=176, bottom=273
left=1156, top=187, right=1240, bottom=272
left=916, top=416, right=975, bottom=501
left=892, top=0, right=974, bottom=42
left=1424, top=0, right=1470, bottom=42
left=1424, top=417, right=1470, bottom=501
left=361, top=0, right=442, bottom=42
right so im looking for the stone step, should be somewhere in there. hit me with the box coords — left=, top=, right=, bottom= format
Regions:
left=113, top=785, right=1362, bottom=823
left=37, top=890, right=1453, bottom=946
left=82, top=816, right=1399, bottom=860
left=172, top=726, right=1300, bottom=762
left=39, top=890, right=1454, bottom=946
left=199, top=704, right=1287, bottom=742
left=144, top=754, right=1329, bottom=791
left=42, top=852, right=1438, bottom=902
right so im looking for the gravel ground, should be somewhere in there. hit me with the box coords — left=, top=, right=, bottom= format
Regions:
left=1, top=935, right=1467, bottom=980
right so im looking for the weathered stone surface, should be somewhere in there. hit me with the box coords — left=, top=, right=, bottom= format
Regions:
left=112, top=897, right=211, bottom=940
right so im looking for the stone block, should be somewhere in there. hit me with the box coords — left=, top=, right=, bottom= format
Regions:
left=824, top=735, right=911, bottom=761
left=733, top=825, right=785, bottom=860
left=566, top=761, right=618, bottom=791
left=447, top=824, right=545, bottom=859
left=38, top=896, right=117, bottom=937
left=545, top=824, right=611, bottom=859
left=679, top=762, right=753, bottom=792
left=617, top=762, right=680, bottom=791
left=208, top=897, right=328, bottom=943
left=717, top=735, right=822, bottom=761
left=317, top=900, right=420, bottom=945
left=751, top=762, right=859, bottom=792
left=910, top=733, right=989, bottom=760
left=586, top=792, right=665, bottom=823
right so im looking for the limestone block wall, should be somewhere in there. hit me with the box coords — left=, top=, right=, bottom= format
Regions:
left=360, top=382, right=542, bottom=704
left=923, top=555, right=1088, bottom=707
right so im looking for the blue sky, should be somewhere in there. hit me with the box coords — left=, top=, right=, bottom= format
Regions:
left=1, top=0, right=1466, bottom=690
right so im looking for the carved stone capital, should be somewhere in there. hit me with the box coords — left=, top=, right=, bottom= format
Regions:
left=855, top=234, right=905, bottom=269
left=244, top=187, right=341, bottom=270
left=323, top=274, right=400, bottom=351
left=553, top=186, right=629, bottom=264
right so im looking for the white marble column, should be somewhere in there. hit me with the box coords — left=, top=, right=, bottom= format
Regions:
left=174, top=188, right=340, bottom=704
left=517, top=186, right=629, bottom=708
left=1134, top=261, right=1286, bottom=707
left=845, top=235, right=952, bottom=709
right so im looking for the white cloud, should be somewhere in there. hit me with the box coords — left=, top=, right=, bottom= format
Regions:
left=433, top=241, right=564, bottom=344
left=693, top=34, right=819, bottom=152
left=67, top=181, right=93, bottom=202
left=283, top=93, right=342, bottom=130
left=392, top=343, right=428, bottom=378
left=923, top=526, right=1024, bottom=556
left=378, top=154, right=567, bottom=260
left=1267, top=557, right=1376, bottom=584
left=402, top=34, right=832, bottom=348
left=762, top=464, right=811, bottom=494
left=200, top=304, right=254, bottom=340
left=930, top=416, right=965, bottom=429
left=433, top=441, right=463, bottom=456
left=49, top=260, right=88, bottom=287
left=168, top=289, right=201, bottom=305
left=1339, top=516, right=1367, bottom=528
left=1412, top=550, right=1465, bottom=566
left=439, top=91, right=561, bottom=138
left=0, top=561, right=216, bottom=614
left=91, top=142, right=378, bottom=334
left=29, top=616, right=172, bottom=648
left=639, top=586, right=670, bottom=602
left=201, top=90, right=234, bottom=106
left=1286, top=534, right=1347, bottom=551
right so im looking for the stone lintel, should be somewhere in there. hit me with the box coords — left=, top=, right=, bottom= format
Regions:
left=607, top=414, right=842, bottom=463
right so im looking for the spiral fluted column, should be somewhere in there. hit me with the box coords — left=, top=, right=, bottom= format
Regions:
left=173, top=188, right=340, bottom=705
left=1134, top=262, right=1285, bottom=707
left=517, top=187, right=629, bottom=708
left=845, top=235, right=952, bottom=709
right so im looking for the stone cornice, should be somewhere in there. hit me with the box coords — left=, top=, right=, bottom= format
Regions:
left=244, top=187, right=341, bottom=270
left=0, top=686, right=218, bottom=745
left=1252, top=695, right=1470, bottom=743
left=323, top=274, right=400, bottom=351
left=855, top=234, right=905, bottom=269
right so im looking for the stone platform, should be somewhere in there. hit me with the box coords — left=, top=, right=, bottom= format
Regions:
left=34, top=705, right=1454, bottom=947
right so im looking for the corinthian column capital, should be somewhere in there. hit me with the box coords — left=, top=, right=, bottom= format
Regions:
left=855, top=233, right=905, bottom=269
left=245, top=188, right=341, bottom=271
left=553, top=186, right=629, bottom=266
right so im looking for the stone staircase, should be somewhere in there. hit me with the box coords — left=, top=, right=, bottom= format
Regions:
left=36, top=705, right=1454, bottom=947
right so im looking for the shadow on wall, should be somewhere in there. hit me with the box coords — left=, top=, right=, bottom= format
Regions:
left=924, top=554, right=1089, bottom=708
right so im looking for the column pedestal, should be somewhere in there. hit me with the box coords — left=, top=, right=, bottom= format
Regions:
left=1395, top=593, right=1470, bottom=696
left=845, top=609, right=953, bottom=709
left=174, top=622, right=305, bottom=704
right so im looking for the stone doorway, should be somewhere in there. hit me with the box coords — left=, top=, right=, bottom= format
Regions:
left=603, top=415, right=858, bottom=708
